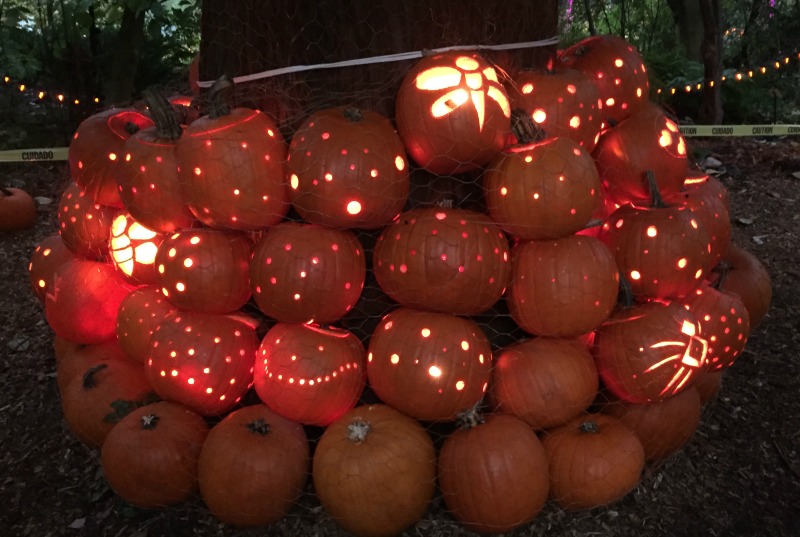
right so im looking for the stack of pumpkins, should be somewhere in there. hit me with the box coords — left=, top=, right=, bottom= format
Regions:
left=28, top=34, right=772, bottom=536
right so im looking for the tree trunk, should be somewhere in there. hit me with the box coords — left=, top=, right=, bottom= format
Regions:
left=103, top=4, right=150, bottom=104
left=666, top=0, right=704, bottom=62
left=199, top=0, right=558, bottom=133
left=698, top=0, right=723, bottom=124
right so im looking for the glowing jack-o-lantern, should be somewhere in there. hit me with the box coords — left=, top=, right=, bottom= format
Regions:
left=593, top=104, right=689, bottom=206
left=558, top=34, right=649, bottom=124
left=145, top=309, right=259, bottom=415
left=58, top=182, right=120, bottom=259
left=594, top=300, right=709, bottom=403
left=366, top=308, right=492, bottom=422
left=253, top=323, right=366, bottom=427
left=109, top=212, right=165, bottom=284
left=28, top=234, right=77, bottom=303
left=68, top=108, right=154, bottom=207
left=396, top=51, right=511, bottom=175
left=116, top=285, right=178, bottom=363
left=287, top=107, right=410, bottom=229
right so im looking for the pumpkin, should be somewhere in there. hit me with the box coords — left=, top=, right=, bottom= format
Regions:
left=694, top=369, right=724, bottom=404
left=198, top=404, right=309, bottom=527
left=395, top=51, right=511, bottom=175
left=558, top=34, right=649, bottom=124
left=373, top=207, right=510, bottom=315
left=45, top=258, right=136, bottom=345
left=0, top=186, right=36, bottom=231
left=593, top=104, right=689, bottom=206
left=108, top=212, right=166, bottom=284
left=100, top=401, right=209, bottom=508
left=508, top=66, right=605, bottom=152
left=597, top=173, right=713, bottom=301
left=709, top=244, right=771, bottom=328
left=287, top=106, right=410, bottom=229
left=484, top=136, right=601, bottom=240
left=438, top=412, right=549, bottom=534
left=600, top=387, right=702, bottom=462
left=366, top=308, right=492, bottom=422
left=489, top=337, right=598, bottom=429
left=115, top=286, right=177, bottom=363
left=249, top=222, right=365, bottom=323
left=145, top=309, right=258, bottom=416
left=117, top=90, right=195, bottom=233
left=28, top=234, right=77, bottom=302
left=68, top=107, right=154, bottom=207
left=680, top=283, right=750, bottom=371
left=57, top=182, right=120, bottom=259
left=542, top=413, right=645, bottom=511
left=176, top=76, right=289, bottom=231
left=154, top=228, right=251, bottom=314
left=61, top=360, right=156, bottom=448
left=254, top=323, right=366, bottom=426
left=506, top=234, right=619, bottom=337
left=56, top=338, right=134, bottom=394
left=593, top=299, right=709, bottom=403
left=313, top=404, right=436, bottom=537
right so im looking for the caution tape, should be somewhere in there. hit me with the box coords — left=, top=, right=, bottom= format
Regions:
left=0, top=147, right=69, bottom=163
left=678, top=124, right=800, bottom=137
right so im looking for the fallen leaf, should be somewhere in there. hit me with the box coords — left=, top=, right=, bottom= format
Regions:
left=737, top=217, right=755, bottom=226
left=34, top=196, right=53, bottom=205
left=68, top=518, right=86, bottom=530
left=792, top=171, right=800, bottom=180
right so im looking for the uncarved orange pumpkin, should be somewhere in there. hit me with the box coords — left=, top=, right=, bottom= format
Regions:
left=0, top=186, right=36, bottom=231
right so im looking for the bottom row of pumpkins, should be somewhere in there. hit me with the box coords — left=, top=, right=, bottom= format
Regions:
left=55, top=334, right=722, bottom=537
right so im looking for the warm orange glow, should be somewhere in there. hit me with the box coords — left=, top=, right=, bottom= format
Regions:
left=532, top=108, right=547, bottom=123
left=428, top=365, right=442, bottom=377
left=346, top=200, right=362, bottom=215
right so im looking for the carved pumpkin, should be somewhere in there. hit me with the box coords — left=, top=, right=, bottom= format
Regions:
left=509, top=66, right=605, bottom=151
left=0, top=186, right=36, bottom=231
left=287, top=107, right=410, bottom=229
left=198, top=404, right=309, bottom=527
left=558, top=34, right=650, bottom=123
left=176, top=77, right=289, bottom=231
left=709, top=244, right=771, bottom=328
left=313, top=404, right=436, bottom=537
left=61, top=360, right=155, bottom=448
left=373, top=207, right=510, bottom=315
left=249, top=222, right=365, bottom=323
left=593, top=104, right=689, bottom=206
left=366, top=308, right=492, bottom=422
left=117, top=90, right=195, bottom=233
left=58, top=182, right=120, bottom=259
left=542, top=413, right=645, bottom=511
left=593, top=300, right=709, bottom=403
left=254, top=323, right=366, bottom=427
left=597, top=175, right=713, bottom=300
left=396, top=51, right=511, bottom=175
left=68, top=108, right=154, bottom=207
left=438, top=412, right=549, bottom=534
left=507, top=235, right=619, bottom=337
left=680, top=283, right=750, bottom=371
left=115, top=285, right=177, bottom=363
left=45, top=259, right=136, bottom=345
left=154, top=228, right=251, bottom=314
left=28, top=234, right=77, bottom=302
left=145, top=310, right=258, bottom=416
left=484, top=136, right=601, bottom=239
left=601, top=387, right=702, bottom=462
left=100, top=401, right=209, bottom=508
left=489, top=337, right=598, bottom=429
left=108, top=212, right=166, bottom=284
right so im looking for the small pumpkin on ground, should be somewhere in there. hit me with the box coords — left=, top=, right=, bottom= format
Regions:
left=0, top=186, right=36, bottom=231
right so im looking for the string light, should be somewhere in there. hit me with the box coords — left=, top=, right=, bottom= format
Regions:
left=0, top=74, right=101, bottom=106
left=656, top=50, right=799, bottom=95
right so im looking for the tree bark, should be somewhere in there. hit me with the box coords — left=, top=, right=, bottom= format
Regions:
left=666, top=0, right=704, bottom=62
left=103, top=4, right=150, bottom=104
left=698, top=0, right=723, bottom=124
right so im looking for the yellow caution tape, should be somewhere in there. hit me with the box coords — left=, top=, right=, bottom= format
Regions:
left=678, top=124, right=800, bottom=137
left=0, top=147, right=69, bottom=162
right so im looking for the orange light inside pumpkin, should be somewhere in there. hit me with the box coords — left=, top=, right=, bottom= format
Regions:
left=645, top=318, right=708, bottom=396
left=109, top=213, right=163, bottom=283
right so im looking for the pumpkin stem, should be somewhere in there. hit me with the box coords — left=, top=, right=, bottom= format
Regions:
left=455, top=403, right=486, bottom=429
left=0, top=186, right=12, bottom=196
left=511, top=108, right=545, bottom=145
left=644, top=170, right=668, bottom=209
left=142, top=88, right=182, bottom=140
left=207, top=74, right=234, bottom=119
left=347, top=417, right=371, bottom=444
left=247, top=418, right=271, bottom=436
left=617, top=271, right=635, bottom=308
left=81, top=363, right=108, bottom=389
left=579, top=420, right=600, bottom=434
left=343, top=107, right=363, bottom=122
left=124, top=122, right=141, bottom=135
left=141, top=414, right=160, bottom=430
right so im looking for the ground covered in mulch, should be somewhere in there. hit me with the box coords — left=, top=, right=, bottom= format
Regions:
left=1, top=136, right=798, bottom=537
